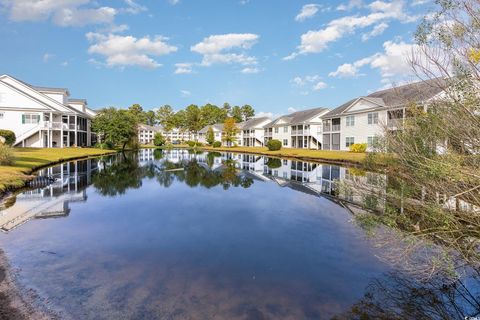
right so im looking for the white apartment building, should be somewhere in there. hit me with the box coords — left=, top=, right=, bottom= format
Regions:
left=0, top=75, right=96, bottom=148
left=263, top=107, right=329, bottom=149
left=198, top=117, right=271, bottom=147
left=198, top=123, right=225, bottom=145
left=321, top=79, right=446, bottom=151
left=138, top=124, right=193, bottom=145
left=240, top=117, right=271, bottom=147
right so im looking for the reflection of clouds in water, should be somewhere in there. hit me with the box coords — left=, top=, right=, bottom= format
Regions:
left=1, top=150, right=393, bottom=319
left=20, top=251, right=346, bottom=319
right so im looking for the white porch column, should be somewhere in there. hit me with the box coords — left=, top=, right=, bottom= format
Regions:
left=50, top=112, right=53, bottom=148
left=74, top=116, right=78, bottom=146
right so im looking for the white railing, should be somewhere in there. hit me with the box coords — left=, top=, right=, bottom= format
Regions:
left=15, top=124, right=41, bottom=145
left=42, top=122, right=69, bottom=130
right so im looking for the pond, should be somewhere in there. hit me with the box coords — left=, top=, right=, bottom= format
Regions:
left=0, top=149, right=478, bottom=319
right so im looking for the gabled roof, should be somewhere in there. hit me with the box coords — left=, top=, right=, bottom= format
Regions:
left=69, top=98, right=87, bottom=104
left=0, top=74, right=93, bottom=118
left=138, top=124, right=161, bottom=131
left=266, top=107, right=328, bottom=127
left=323, top=78, right=446, bottom=118
left=199, top=123, right=224, bottom=134
left=238, top=117, right=271, bottom=129
left=33, top=86, right=70, bottom=95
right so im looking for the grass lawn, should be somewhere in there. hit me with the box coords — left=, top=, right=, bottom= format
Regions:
left=200, top=146, right=367, bottom=164
left=0, top=148, right=116, bottom=193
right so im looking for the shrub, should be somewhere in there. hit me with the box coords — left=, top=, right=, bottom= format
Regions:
left=266, top=158, right=281, bottom=169
left=212, top=141, right=221, bottom=148
left=349, top=143, right=368, bottom=153
left=0, top=130, right=16, bottom=146
left=153, top=133, right=166, bottom=146
left=186, top=140, right=204, bottom=148
left=0, top=144, right=14, bottom=165
left=266, top=139, right=282, bottom=151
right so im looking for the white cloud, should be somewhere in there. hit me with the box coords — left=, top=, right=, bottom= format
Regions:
left=411, top=0, right=430, bottom=6
left=291, top=75, right=327, bottom=93
left=191, top=33, right=259, bottom=67
left=329, top=40, right=420, bottom=82
left=168, top=0, right=180, bottom=5
left=295, top=4, right=321, bottom=22
left=180, top=90, right=191, bottom=97
left=43, top=53, right=54, bottom=63
left=313, top=81, right=327, bottom=90
left=285, top=0, right=416, bottom=59
left=1, top=0, right=118, bottom=26
left=256, top=111, right=276, bottom=119
left=174, top=63, right=193, bottom=74
left=86, top=33, right=178, bottom=69
left=122, top=0, right=147, bottom=14
left=362, top=22, right=389, bottom=41
left=291, top=75, right=321, bottom=86
left=241, top=67, right=260, bottom=74
left=329, top=56, right=373, bottom=77
left=336, top=0, right=363, bottom=11
left=287, top=107, right=297, bottom=113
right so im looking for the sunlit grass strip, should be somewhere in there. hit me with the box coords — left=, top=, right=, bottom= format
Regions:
left=200, top=146, right=367, bottom=165
left=0, top=148, right=116, bottom=193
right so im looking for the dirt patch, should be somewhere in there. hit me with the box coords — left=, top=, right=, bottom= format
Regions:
left=0, top=249, right=57, bottom=320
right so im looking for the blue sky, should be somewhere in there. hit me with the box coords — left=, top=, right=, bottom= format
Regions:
left=0, top=0, right=433, bottom=116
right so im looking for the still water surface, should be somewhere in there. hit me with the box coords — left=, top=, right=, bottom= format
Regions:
left=0, top=149, right=477, bottom=319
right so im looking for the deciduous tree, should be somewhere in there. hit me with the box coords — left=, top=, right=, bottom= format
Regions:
left=222, top=118, right=239, bottom=147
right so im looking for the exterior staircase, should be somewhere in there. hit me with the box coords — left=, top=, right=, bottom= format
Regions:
left=14, top=124, right=41, bottom=147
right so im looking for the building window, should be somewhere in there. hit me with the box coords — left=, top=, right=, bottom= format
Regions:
left=0, top=112, right=4, bottom=120
left=275, top=127, right=279, bottom=133
left=346, top=115, right=355, bottom=127
left=367, top=136, right=379, bottom=147
left=368, top=112, right=379, bottom=124
left=22, top=114, right=40, bottom=124
left=283, top=139, right=288, bottom=146
left=346, top=137, right=355, bottom=148
left=283, top=126, right=288, bottom=133
left=283, top=159, right=287, bottom=165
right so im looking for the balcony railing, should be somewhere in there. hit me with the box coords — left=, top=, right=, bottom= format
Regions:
left=264, top=131, right=272, bottom=137
left=332, top=124, right=341, bottom=131
left=42, top=122, right=68, bottom=130
left=291, top=130, right=313, bottom=135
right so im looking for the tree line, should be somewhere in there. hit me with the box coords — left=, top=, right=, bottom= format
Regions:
left=92, top=103, right=255, bottom=150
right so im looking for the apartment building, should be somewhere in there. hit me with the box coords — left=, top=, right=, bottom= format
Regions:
left=263, top=107, right=329, bottom=149
left=138, top=124, right=193, bottom=145
left=240, top=117, right=271, bottom=147
left=321, top=79, right=446, bottom=151
left=0, top=75, right=96, bottom=147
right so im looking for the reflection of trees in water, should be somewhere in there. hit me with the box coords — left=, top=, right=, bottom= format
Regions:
left=92, top=153, right=145, bottom=196
left=155, top=157, right=254, bottom=190
left=92, top=151, right=255, bottom=194
left=333, top=269, right=480, bottom=320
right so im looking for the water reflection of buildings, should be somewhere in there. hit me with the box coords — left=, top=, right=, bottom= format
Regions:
left=137, top=149, right=385, bottom=208
left=0, top=159, right=99, bottom=232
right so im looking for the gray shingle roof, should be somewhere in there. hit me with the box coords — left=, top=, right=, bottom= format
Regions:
left=138, top=124, right=161, bottom=131
left=199, top=123, right=224, bottom=134
left=266, top=107, right=328, bottom=127
left=238, top=117, right=271, bottom=129
left=69, top=98, right=87, bottom=104
left=323, top=78, right=446, bottom=118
